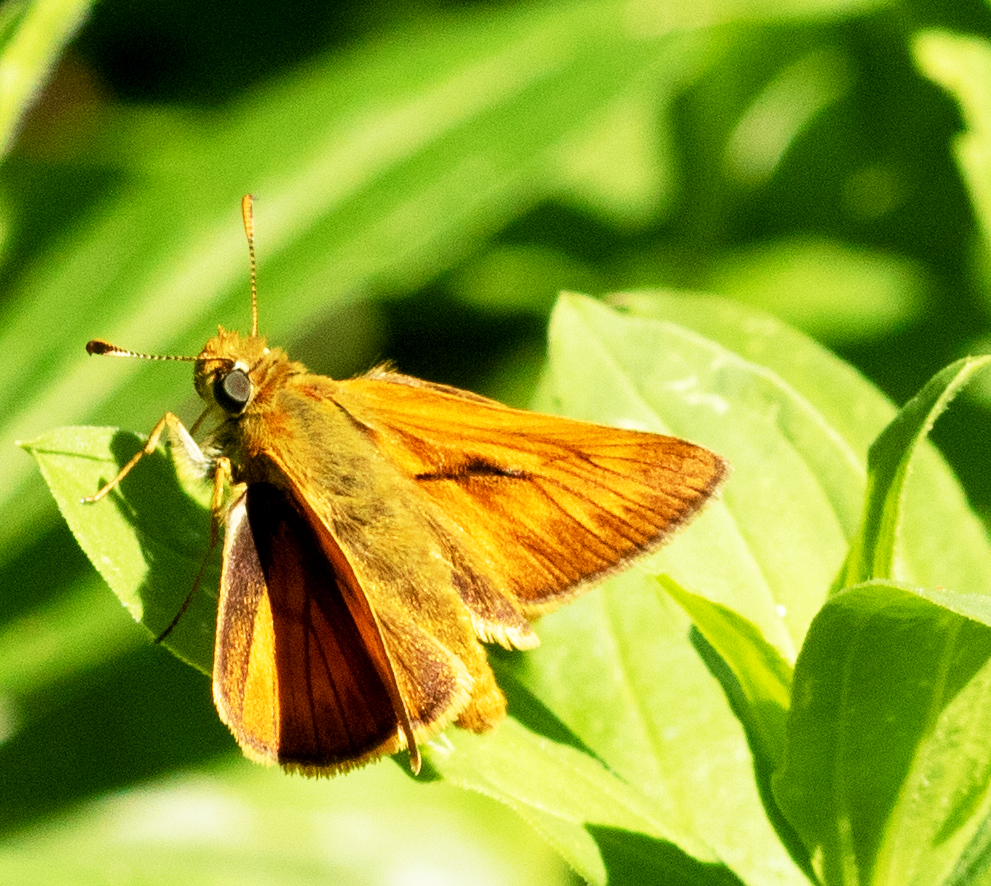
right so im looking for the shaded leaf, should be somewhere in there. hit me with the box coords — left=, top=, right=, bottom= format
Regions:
left=774, top=582, right=991, bottom=886
left=707, top=236, right=925, bottom=345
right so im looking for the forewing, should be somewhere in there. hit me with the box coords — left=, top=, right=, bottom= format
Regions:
left=334, top=370, right=727, bottom=615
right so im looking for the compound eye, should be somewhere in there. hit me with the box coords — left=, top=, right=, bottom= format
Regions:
left=215, top=367, right=251, bottom=414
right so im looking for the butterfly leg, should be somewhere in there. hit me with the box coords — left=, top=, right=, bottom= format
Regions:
left=83, top=410, right=209, bottom=503
left=155, top=456, right=232, bottom=644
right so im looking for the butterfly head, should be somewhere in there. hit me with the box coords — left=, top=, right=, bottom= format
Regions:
left=194, top=327, right=293, bottom=419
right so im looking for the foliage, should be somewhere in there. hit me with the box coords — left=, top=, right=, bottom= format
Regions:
left=7, top=0, right=991, bottom=883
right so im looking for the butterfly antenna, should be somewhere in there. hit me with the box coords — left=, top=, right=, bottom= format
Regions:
left=85, top=340, right=199, bottom=361
left=241, top=193, right=259, bottom=337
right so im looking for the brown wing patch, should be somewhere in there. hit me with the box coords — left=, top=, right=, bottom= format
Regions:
left=213, top=484, right=405, bottom=774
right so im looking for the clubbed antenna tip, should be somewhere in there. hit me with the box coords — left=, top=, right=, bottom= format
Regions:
left=85, top=338, right=198, bottom=362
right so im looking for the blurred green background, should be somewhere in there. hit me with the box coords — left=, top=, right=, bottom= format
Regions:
left=3, top=0, right=991, bottom=882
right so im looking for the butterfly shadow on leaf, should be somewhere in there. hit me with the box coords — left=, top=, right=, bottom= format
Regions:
left=586, top=825, right=747, bottom=886
left=495, top=649, right=606, bottom=763
left=99, top=430, right=221, bottom=673
left=409, top=647, right=607, bottom=782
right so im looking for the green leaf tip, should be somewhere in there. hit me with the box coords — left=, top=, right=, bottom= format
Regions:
left=840, top=355, right=991, bottom=589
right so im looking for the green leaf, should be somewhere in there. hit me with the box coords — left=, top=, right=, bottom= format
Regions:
left=522, top=294, right=991, bottom=883
left=611, top=292, right=991, bottom=603
left=20, top=426, right=218, bottom=673
left=841, top=356, right=991, bottom=588
left=493, top=293, right=859, bottom=883
left=662, top=576, right=814, bottom=882
left=774, top=582, right=991, bottom=886
left=431, top=717, right=740, bottom=886
left=661, top=577, right=792, bottom=770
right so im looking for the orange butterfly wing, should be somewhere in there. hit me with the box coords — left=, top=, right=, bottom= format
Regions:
left=327, top=368, right=727, bottom=623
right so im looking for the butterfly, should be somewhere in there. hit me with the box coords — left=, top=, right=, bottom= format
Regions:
left=85, top=196, right=727, bottom=775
